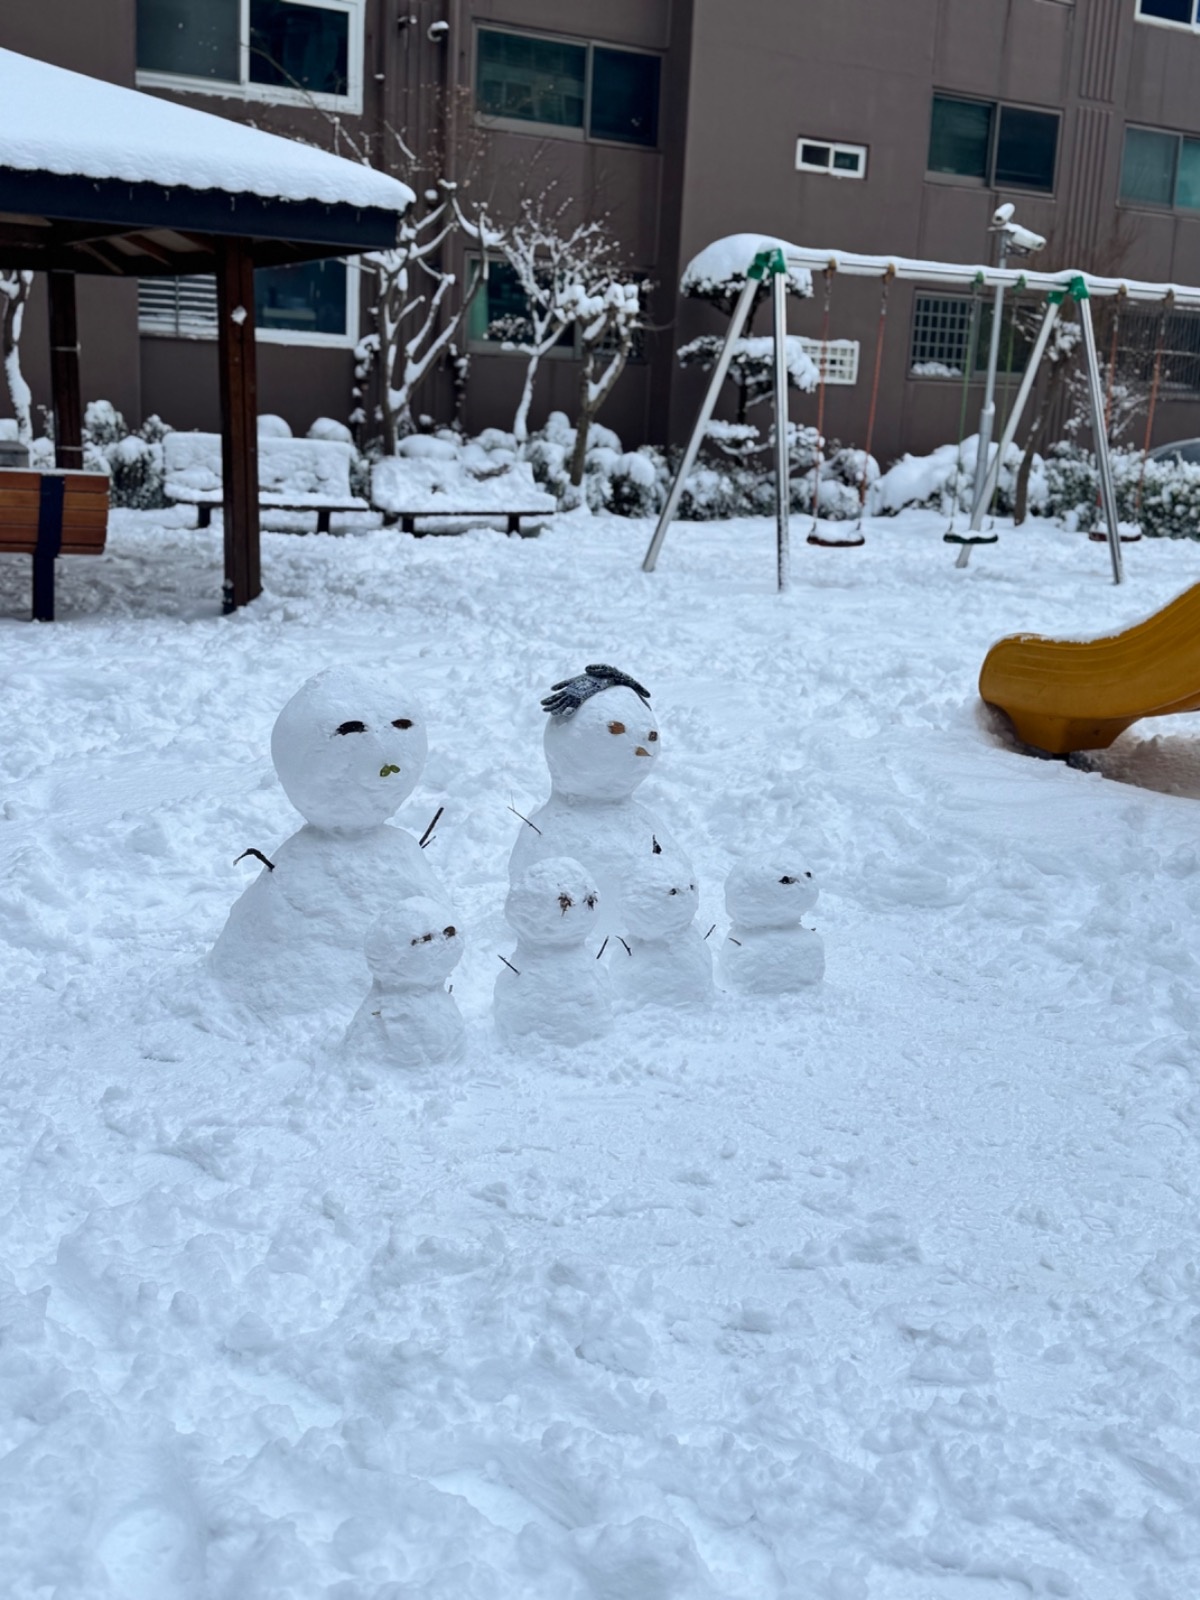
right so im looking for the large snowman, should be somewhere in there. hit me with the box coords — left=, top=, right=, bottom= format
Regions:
left=508, top=664, right=690, bottom=935
left=209, top=666, right=448, bottom=1019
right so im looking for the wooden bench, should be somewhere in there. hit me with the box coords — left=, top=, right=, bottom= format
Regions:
left=163, top=432, right=368, bottom=533
left=0, top=469, right=108, bottom=620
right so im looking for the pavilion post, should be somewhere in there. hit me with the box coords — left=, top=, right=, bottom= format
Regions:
left=47, top=270, right=83, bottom=470
left=216, top=237, right=260, bottom=612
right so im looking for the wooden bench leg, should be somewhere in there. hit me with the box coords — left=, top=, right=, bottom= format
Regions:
left=507, top=513, right=520, bottom=537
left=402, top=515, right=415, bottom=535
left=197, top=504, right=213, bottom=530
left=32, top=476, right=65, bottom=622
left=316, top=509, right=331, bottom=534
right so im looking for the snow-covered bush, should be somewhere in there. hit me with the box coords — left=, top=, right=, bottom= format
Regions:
left=82, top=400, right=172, bottom=509
left=874, top=436, right=1049, bottom=519
left=1044, top=443, right=1200, bottom=538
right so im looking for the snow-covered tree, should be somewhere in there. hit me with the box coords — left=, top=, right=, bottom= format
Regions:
left=492, top=195, right=622, bottom=445
left=564, top=277, right=645, bottom=488
left=677, top=237, right=814, bottom=429
left=1, top=270, right=34, bottom=447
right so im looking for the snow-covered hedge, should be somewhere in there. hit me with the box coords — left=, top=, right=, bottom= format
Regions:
left=83, top=401, right=171, bottom=510
left=1045, top=444, right=1200, bottom=539
left=874, top=436, right=1050, bottom=519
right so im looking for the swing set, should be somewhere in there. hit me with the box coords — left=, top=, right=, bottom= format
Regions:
left=643, top=240, right=1200, bottom=592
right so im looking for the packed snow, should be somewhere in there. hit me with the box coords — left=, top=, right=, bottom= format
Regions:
left=3, top=505, right=1200, bottom=1599
left=0, top=48, right=414, bottom=212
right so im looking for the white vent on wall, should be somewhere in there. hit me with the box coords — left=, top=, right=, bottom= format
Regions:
left=795, top=138, right=867, bottom=179
left=138, top=276, right=218, bottom=337
left=796, top=337, right=860, bottom=385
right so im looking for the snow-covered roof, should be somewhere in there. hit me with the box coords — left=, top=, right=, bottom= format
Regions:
left=0, top=49, right=414, bottom=214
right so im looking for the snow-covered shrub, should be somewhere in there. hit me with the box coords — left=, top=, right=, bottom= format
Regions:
left=82, top=400, right=171, bottom=509
left=526, top=412, right=626, bottom=511
left=307, top=417, right=353, bottom=444
left=607, top=449, right=669, bottom=518
left=873, top=436, right=1048, bottom=519
left=257, top=414, right=292, bottom=439
left=1044, top=443, right=1200, bottom=538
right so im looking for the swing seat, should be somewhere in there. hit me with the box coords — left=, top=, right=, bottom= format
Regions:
left=1087, top=528, right=1142, bottom=543
left=807, top=526, right=865, bottom=548
left=979, top=581, right=1200, bottom=754
left=943, top=530, right=999, bottom=546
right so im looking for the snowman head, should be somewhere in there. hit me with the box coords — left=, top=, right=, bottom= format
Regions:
left=271, top=667, right=428, bottom=831
left=624, top=855, right=699, bottom=941
left=725, top=853, right=819, bottom=928
left=506, top=857, right=600, bottom=948
left=364, top=897, right=462, bottom=989
left=543, top=687, right=659, bottom=801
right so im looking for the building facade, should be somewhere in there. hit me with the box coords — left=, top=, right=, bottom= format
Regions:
left=5, top=0, right=1200, bottom=462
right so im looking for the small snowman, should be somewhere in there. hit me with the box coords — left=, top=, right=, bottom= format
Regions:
left=494, top=856, right=612, bottom=1046
left=609, top=852, right=714, bottom=1009
left=719, top=852, right=825, bottom=994
left=344, top=898, right=465, bottom=1070
left=209, top=666, right=449, bottom=1020
left=508, top=664, right=691, bottom=935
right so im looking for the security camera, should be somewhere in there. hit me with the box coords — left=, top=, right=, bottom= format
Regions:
left=1002, top=222, right=1047, bottom=253
left=992, top=202, right=1015, bottom=226
left=427, top=18, right=448, bottom=39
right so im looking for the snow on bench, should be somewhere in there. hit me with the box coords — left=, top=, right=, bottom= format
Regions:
left=163, top=431, right=367, bottom=532
left=371, top=438, right=556, bottom=537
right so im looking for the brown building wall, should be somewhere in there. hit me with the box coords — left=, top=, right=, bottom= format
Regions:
left=8, top=1, right=1200, bottom=461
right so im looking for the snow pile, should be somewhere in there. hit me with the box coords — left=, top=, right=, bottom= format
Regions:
left=681, top=233, right=813, bottom=298
left=3, top=507, right=1200, bottom=1596
left=874, top=435, right=1050, bottom=518
left=0, top=47, right=414, bottom=211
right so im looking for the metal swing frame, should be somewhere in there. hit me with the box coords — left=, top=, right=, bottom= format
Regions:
left=643, top=243, right=1200, bottom=590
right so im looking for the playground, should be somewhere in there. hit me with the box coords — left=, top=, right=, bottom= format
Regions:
left=2, top=500, right=1199, bottom=1598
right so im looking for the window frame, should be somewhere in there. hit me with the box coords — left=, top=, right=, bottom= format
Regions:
left=1119, top=123, right=1200, bottom=212
left=472, top=24, right=662, bottom=150
left=927, top=93, right=1060, bottom=194
left=136, top=0, right=364, bottom=114
left=1135, top=0, right=1200, bottom=31
left=137, top=259, right=360, bottom=349
left=795, top=137, right=868, bottom=180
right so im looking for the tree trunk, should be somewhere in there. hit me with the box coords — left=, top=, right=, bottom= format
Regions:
left=513, top=352, right=542, bottom=445
left=569, top=356, right=594, bottom=488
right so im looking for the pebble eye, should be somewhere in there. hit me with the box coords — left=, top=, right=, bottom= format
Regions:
left=608, top=721, right=626, bottom=735
left=392, top=718, right=413, bottom=729
left=443, top=925, right=456, bottom=938
left=558, top=892, right=574, bottom=914
left=668, top=887, right=678, bottom=895
left=780, top=875, right=796, bottom=884
left=585, top=893, right=597, bottom=909
left=336, top=720, right=366, bottom=735
left=647, top=730, right=658, bottom=742
left=805, top=871, right=812, bottom=878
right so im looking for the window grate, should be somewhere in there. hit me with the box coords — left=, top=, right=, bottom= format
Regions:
left=1114, top=307, right=1200, bottom=395
left=910, top=295, right=975, bottom=373
left=796, top=337, right=860, bottom=385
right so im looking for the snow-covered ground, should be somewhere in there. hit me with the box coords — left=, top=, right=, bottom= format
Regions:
left=3, top=506, right=1200, bottom=1600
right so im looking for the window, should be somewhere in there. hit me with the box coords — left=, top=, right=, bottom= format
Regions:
left=475, top=27, right=660, bottom=147
left=138, top=259, right=357, bottom=346
left=1120, top=125, right=1200, bottom=209
left=465, top=260, right=646, bottom=360
left=1112, top=307, right=1200, bottom=395
left=1137, top=0, right=1200, bottom=26
left=795, top=338, right=860, bottom=384
left=928, top=95, right=1059, bottom=191
left=795, top=138, right=867, bottom=179
left=910, top=295, right=1032, bottom=377
left=136, top=0, right=362, bottom=110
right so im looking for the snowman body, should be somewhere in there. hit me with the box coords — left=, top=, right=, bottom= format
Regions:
left=609, top=857, right=713, bottom=1009
left=345, top=899, right=464, bottom=1070
left=210, top=667, right=448, bottom=1020
left=719, top=854, right=825, bottom=995
left=508, top=686, right=688, bottom=935
left=493, top=858, right=612, bottom=1046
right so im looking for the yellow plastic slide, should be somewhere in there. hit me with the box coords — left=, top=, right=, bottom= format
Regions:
left=979, top=582, right=1200, bottom=754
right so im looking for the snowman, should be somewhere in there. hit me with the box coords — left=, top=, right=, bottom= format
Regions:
left=719, top=852, right=825, bottom=994
left=209, top=666, right=449, bottom=1019
left=494, top=856, right=612, bottom=1046
left=508, top=664, right=690, bottom=935
left=344, top=898, right=465, bottom=1069
left=609, top=852, right=714, bottom=1009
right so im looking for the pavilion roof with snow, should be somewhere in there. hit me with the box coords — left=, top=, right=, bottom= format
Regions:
left=0, top=48, right=414, bottom=610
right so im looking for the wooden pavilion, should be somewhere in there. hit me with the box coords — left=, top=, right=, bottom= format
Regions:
left=0, top=48, right=413, bottom=611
